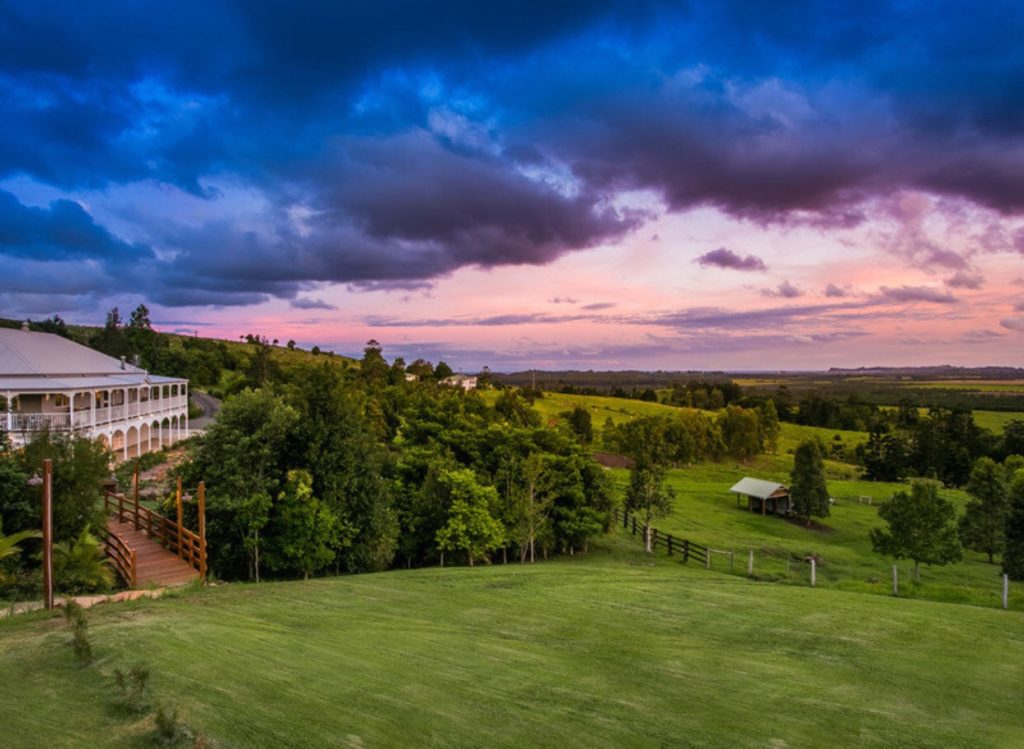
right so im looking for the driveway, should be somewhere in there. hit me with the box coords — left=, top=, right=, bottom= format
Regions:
left=190, top=390, right=222, bottom=431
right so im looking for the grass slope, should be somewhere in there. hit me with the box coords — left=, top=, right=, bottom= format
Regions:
left=2, top=534, right=1022, bottom=748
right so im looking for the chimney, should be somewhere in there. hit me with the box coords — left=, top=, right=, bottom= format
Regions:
left=21, top=320, right=29, bottom=331
left=120, top=355, right=126, bottom=370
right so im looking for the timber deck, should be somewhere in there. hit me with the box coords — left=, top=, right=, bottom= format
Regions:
left=106, top=518, right=200, bottom=587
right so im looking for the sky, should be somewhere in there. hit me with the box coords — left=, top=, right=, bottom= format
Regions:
left=1, top=1, right=1023, bottom=371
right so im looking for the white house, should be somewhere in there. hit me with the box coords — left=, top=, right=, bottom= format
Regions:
left=441, top=374, right=478, bottom=390
left=0, top=323, right=189, bottom=460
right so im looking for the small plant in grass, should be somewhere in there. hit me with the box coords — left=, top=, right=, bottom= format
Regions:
left=153, top=703, right=184, bottom=744
left=112, top=664, right=152, bottom=714
left=63, top=601, right=92, bottom=664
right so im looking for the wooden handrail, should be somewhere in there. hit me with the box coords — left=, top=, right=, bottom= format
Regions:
left=104, top=490, right=206, bottom=578
left=103, top=528, right=137, bottom=587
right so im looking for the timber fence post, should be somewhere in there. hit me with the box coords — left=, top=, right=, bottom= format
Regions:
left=892, top=565, right=899, bottom=596
left=748, top=549, right=754, bottom=577
left=1003, top=574, right=1009, bottom=611
left=810, top=558, right=816, bottom=587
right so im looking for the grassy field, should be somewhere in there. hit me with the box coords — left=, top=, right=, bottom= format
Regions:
left=529, top=391, right=870, bottom=455
left=2, top=532, right=1023, bottom=749
left=607, top=461, right=1018, bottom=610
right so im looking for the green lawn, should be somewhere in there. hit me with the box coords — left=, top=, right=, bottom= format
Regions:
left=2, top=533, right=1022, bottom=748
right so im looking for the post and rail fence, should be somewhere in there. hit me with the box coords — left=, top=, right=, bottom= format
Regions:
left=613, top=508, right=709, bottom=566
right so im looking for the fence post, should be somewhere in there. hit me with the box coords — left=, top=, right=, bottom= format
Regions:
left=631, top=517, right=637, bottom=535
left=683, top=540, right=689, bottom=562
left=748, top=549, right=754, bottom=577
left=623, top=511, right=628, bottom=529
left=666, top=535, right=673, bottom=556
left=705, top=550, right=710, bottom=570
left=1003, top=574, right=1009, bottom=610
left=892, top=565, right=899, bottom=596
left=810, top=558, right=816, bottom=587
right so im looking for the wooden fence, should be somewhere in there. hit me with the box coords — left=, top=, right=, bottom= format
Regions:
left=103, top=490, right=206, bottom=580
left=613, top=508, right=708, bottom=566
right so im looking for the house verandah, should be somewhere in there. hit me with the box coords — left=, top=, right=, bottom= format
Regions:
left=1, top=325, right=189, bottom=461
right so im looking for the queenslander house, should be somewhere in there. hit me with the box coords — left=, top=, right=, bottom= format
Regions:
left=0, top=323, right=189, bottom=460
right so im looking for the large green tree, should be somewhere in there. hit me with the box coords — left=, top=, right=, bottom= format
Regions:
left=1003, top=471, right=1024, bottom=581
left=434, top=469, right=504, bottom=566
left=870, top=481, right=962, bottom=580
left=264, top=470, right=346, bottom=579
left=958, top=457, right=1009, bottom=564
left=789, top=440, right=830, bottom=526
left=184, top=388, right=298, bottom=581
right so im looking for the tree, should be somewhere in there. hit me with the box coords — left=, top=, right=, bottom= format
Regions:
left=870, top=481, right=962, bottom=580
left=1003, top=472, right=1024, bottom=580
left=758, top=399, right=781, bottom=454
left=564, top=406, right=593, bottom=445
left=286, top=340, right=296, bottom=350
left=958, top=457, right=1009, bottom=564
left=433, top=361, right=454, bottom=381
left=859, top=424, right=909, bottom=482
left=18, top=432, right=109, bottom=542
left=434, top=469, right=504, bottom=566
left=719, top=405, right=760, bottom=461
left=620, top=416, right=675, bottom=552
left=263, top=470, right=346, bottom=579
left=789, top=440, right=830, bottom=526
left=185, top=389, right=298, bottom=581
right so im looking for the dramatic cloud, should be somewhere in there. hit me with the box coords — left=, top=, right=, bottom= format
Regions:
left=695, top=247, right=767, bottom=271
left=824, top=283, right=849, bottom=298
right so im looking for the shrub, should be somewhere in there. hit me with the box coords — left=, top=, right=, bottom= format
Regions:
left=112, top=664, right=152, bottom=714
left=63, top=601, right=92, bottom=664
left=153, top=703, right=184, bottom=744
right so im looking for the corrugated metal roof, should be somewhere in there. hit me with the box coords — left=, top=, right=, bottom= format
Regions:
left=0, top=328, right=145, bottom=377
left=729, top=477, right=787, bottom=499
left=0, top=373, right=184, bottom=392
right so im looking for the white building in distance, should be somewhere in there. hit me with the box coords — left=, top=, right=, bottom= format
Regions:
left=1, top=323, right=189, bottom=460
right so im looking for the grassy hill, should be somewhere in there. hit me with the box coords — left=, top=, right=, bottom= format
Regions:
left=2, top=533, right=1022, bottom=748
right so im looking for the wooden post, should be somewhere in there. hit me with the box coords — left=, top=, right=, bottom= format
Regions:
left=705, top=550, right=710, bottom=570
left=41, top=459, right=54, bottom=610
left=683, top=539, right=689, bottom=562
left=198, top=480, right=207, bottom=582
left=176, top=477, right=184, bottom=559
left=748, top=549, right=754, bottom=576
left=666, top=535, right=673, bottom=556
left=631, top=517, right=637, bottom=535
left=761, top=498, right=766, bottom=516
left=133, top=460, right=141, bottom=531
left=810, top=558, right=816, bottom=587
left=892, top=565, right=899, bottom=596
left=130, top=548, right=137, bottom=589
left=1003, top=574, right=1009, bottom=611
left=439, top=551, right=444, bottom=568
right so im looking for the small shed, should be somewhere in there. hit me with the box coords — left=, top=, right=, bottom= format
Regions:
left=729, top=477, right=791, bottom=516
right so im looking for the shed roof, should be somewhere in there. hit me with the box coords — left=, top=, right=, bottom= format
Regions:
left=729, top=477, right=788, bottom=499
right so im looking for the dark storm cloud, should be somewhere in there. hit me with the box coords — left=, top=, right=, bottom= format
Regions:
left=0, top=189, right=151, bottom=263
left=695, top=248, right=767, bottom=271
left=1, top=1, right=1023, bottom=307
